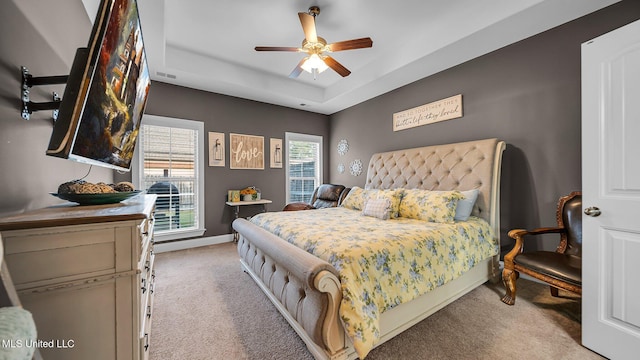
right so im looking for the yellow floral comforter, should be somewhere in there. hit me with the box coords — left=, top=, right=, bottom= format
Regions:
left=250, top=207, right=497, bottom=358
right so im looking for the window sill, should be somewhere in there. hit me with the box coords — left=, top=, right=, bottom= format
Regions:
left=154, top=228, right=206, bottom=242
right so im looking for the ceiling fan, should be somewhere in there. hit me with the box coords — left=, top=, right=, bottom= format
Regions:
left=255, top=6, right=373, bottom=79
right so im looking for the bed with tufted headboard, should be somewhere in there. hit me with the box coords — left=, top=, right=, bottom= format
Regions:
left=233, top=138, right=505, bottom=359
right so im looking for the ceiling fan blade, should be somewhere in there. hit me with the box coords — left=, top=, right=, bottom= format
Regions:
left=289, top=58, right=307, bottom=79
left=323, top=56, right=351, bottom=77
left=298, top=12, right=318, bottom=43
left=255, top=46, right=300, bottom=52
left=328, top=37, right=373, bottom=52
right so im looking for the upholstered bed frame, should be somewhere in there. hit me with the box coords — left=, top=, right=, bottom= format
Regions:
left=234, top=138, right=506, bottom=359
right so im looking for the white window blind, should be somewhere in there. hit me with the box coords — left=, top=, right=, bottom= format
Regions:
left=133, top=115, right=205, bottom=241
left=285, top=132, right=322, bottom=204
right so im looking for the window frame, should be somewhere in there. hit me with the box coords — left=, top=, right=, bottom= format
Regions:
left=285, top=132, right=323, bottom=204
left=132, top=114, right=206, bottom=241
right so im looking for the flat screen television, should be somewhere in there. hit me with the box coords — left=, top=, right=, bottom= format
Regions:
left=46, top=0, right=150, bottom=172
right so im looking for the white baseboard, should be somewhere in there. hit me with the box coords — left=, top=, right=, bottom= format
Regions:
left=154, top=234, right=234, bottom=253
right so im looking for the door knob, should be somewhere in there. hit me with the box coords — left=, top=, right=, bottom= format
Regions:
left=584, top=206, right=601, bottom=217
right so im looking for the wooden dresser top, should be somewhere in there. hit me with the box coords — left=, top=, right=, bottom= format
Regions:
left=0, top=194, right=157, bottom=231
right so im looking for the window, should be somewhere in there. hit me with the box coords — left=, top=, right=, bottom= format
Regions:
left=132, top=115, right=205, bottom=241
left=285, top=132, right=323, bottom=203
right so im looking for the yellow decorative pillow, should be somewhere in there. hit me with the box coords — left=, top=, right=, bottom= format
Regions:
left=399, top=189, right=464, bottom=223
left=341, top=186, right=368, bottom=210
left=341, top=187, right=403, bottom=217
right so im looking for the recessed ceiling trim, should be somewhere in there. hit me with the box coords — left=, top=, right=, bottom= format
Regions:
left=134, top=0, right=621, bottom=114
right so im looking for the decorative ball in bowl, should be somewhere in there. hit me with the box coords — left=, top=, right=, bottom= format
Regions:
left=52, top=180, right=141, bottom=205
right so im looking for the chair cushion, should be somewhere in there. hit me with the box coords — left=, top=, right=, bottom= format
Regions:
left=313, top=199, right=339, bottom=209
left=312, top=184, right=346, bottom=209
left=515, top=251, right=582, bottom=287
left=283, top=202, right=315, bottom=211
left=563, top=195, right=583, bottom=253
left=315, top=184, right=345, bottom=202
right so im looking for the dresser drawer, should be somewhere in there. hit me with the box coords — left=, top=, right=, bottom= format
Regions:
left=139, top=217, right=153, bottom=245
left=140, top=326, right=151, bottom=360
left=138, top=216, right=154, bottom=268
left=4, top=227, right=116, bottom=287
left=139, top=253, right=155, bottom=360
left=140, top=252, right=155, bottom=327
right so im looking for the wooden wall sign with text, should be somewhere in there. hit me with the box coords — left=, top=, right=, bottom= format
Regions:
left=230, top=133, right=264, bottom=169
left=393, top=94, right=463, bottom=131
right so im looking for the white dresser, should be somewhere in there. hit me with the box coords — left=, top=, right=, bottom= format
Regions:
left=0, top=195, right=156, bottom=360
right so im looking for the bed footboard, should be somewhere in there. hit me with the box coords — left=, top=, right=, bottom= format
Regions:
left=234, top=218, right=348, bottom=359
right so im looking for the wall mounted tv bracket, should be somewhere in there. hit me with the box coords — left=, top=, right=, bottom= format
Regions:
left=21, top=66, right=68, bottom=121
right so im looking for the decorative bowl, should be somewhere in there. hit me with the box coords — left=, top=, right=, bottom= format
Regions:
left=51, top=191, right=142, bottom=205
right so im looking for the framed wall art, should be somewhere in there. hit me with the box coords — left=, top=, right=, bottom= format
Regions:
left=393, top=94, right=463, bottom=131
left=230, top=133, right=264, bottom=169
left=208, top=132, right=225, bottom=167
left=270, top=138, right=283, bottom=168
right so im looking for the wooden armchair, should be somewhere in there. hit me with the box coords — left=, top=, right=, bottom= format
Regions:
left=283, top=184, right=350, bottom=211
left=501, top=191, right=582, bottom=305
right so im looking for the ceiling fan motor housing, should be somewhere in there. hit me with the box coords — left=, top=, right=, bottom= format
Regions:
left=302, top=37, right=328, bottom=54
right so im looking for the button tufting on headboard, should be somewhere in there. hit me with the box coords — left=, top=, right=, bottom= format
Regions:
left=365, top=138, right=503, bottom=225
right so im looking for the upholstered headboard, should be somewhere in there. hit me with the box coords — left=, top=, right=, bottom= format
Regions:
left=365, top=138, right=505, bottom=235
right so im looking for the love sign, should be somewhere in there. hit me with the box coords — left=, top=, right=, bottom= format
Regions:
left=230, top=133, right=264, bottom=169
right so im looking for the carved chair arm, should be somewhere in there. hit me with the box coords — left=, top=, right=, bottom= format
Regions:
left=509, top=227, right=564, bottom=238
left=503, top=227, right=565, bottom=265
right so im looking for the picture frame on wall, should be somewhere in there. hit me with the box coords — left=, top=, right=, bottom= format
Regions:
left=270, top=138, right=283, bottom=168
left=208, top=132, right=225, bottom=167
left=230, top=133, right=264, bottom=169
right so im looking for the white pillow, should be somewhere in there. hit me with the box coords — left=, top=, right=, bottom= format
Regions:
left=362, top=198, right=392, bottom=220
left=454, top=189, right=479, bottom=221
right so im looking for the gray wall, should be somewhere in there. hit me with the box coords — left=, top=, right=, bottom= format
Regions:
left=0, top=1, right=329, bottom=236
left=329, top=1, right=640, bottom=251
left=137, top=83, right=329, bottom=236
left=0, top=0, right=113, bottom=217
left=1, top=0, right=638, bottom=248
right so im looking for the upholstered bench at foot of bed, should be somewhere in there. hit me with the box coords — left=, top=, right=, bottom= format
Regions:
left=234, top=218, right=348, bottom=359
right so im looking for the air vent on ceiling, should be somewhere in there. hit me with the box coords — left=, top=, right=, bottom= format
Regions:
left=155, top=71, right=177, bottom=79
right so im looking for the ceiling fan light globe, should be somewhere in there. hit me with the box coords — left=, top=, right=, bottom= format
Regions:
left=301, top=54, right=328, bottom=73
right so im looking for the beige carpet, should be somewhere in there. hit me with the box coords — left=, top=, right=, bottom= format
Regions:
left=149, top=242, right=604, bottom=360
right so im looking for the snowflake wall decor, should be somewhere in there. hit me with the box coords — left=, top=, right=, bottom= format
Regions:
left=337, top=163, right=345, bottom=174
left=337, top=139, right=349, bottom=156
left=349, top=159, right=363, bottom=176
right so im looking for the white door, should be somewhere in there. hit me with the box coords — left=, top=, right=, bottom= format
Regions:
left=582, top=19, right=640, bottom=360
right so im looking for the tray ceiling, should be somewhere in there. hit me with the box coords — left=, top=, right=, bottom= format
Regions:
left=79, top=0, right=619, bottom=114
